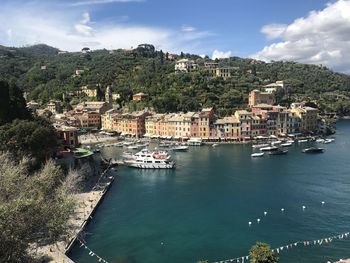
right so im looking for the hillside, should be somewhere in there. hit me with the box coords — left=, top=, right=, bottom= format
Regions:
left=1, top=44, right=350, bottom=116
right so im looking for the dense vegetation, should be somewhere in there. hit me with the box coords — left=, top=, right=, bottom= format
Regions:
left=1, top=44, right=350, bottom=116
left=0, top=80, right=79, bottom=262
left=0, top=154, right=77, bottom=262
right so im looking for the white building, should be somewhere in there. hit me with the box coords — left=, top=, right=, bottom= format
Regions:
left=175, top=59, right=198, bottom=73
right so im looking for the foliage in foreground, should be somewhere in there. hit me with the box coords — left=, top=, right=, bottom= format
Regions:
left=0, top=153, right=80, bottom=262
left=249, top=242, right=279, bottom=263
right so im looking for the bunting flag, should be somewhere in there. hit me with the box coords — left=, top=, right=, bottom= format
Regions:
left=77, top=239, right=110, bottom=263
left=212, top=231, right=350, bottom=263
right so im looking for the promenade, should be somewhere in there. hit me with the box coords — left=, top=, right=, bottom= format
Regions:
left=34, top=164, right=115, bottom=263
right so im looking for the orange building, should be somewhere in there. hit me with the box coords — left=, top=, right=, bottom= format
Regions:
left=132, top=92, right=148, bottom=101
left=248, top=90, right=275, bottom=108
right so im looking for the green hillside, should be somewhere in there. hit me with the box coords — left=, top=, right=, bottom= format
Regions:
left=1, top=44, right=350, bottom=116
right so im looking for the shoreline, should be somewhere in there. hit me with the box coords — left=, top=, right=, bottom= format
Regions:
left=35, top=164, right=115, bottom=263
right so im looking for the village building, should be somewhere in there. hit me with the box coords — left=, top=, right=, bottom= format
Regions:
left=248, top=89, right=275, bottom=107
left=132, top=92, right=148, bottom=101
left=56, top=126, right=79, bottom=148
left=175, top=59, right=198, bottom=73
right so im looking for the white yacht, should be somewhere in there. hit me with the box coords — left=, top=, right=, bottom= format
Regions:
left=260, top=146, right=278, bottom=151
left=124, top=149, right=175, bottom=169
left=187, top=138, right=202, bottom=146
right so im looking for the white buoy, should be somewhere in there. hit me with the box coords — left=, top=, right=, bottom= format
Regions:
left=161, top=242, right=164, bottom=245
left=248, top=221, right=252, bottom=226
left=264, top=211, right=267, bottom=216
left=322, top=201, right=325, bottom=205
left=257, top=218, right=261, bottom=223
left=281, top=208, right=285, bottom=212
left=302, top=205, right=306, bottom=210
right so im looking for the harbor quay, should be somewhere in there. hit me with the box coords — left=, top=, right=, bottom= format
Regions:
left=34, top=163, right=116, bottom=263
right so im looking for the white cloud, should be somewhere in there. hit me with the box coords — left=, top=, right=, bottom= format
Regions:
left=212, top=49, right=232, bottom=60
left=254, top=0, right=350, bottom=73
left=0, top=4, right=211, bottom=54
left=261, top=23, right=287, bottom=40
left=74, top=12, right=94, bottom=36
left=181, top=25, right=196, bottom=32
left=69, top=0, right=144, bottom=7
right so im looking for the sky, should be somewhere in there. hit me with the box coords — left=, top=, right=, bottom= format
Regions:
left=2, top=0, right=350, bottom=73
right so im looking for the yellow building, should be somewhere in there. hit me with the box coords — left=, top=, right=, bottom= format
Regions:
left=79, top=84, right=99, bottom=97
left=291, top=106, right=318, bottom=133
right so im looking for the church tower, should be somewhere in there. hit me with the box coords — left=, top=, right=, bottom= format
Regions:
left=105, top=86, right=112, bottom=104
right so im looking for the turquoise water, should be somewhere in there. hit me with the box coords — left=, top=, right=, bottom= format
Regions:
left=69, top=121, right=350, bottom=263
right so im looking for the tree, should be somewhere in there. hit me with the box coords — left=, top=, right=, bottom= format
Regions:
left=0, top=81, right=31, bottom=125
left=0, top=153, right=79, bottom=262
left=249, top=242, right=278, bottom=263
left=0, top=118, right=58, bottom=163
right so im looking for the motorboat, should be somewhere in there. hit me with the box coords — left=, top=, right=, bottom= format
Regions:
left=302, top=147, right=324, bottom=153
left=187, top=138, right=202, bottom=146
left=268, top=149, right=288, bottom=155
left=281, top=142, right=293, bottom=147
left=170, top=145, right=189, bottom=151
left=260, top=146, right=278, bottom=151
left=298, top=139, right=309, bottom=143
left=126, top=145, right=139, bottom=150
left=252, top=144, right=269, bottom=149
left=323, top=138, right=335, bottom=144
left=124, top=149, right=175, bottom=169
left=251, top=152, right=264, bottom=157
left=316, top=138, right=325, bottom=143
left=271, top=140, right=282, bottom=146
left=287, top=140, right=295, bottom=144
left=212, top=143, right=219, bottom=147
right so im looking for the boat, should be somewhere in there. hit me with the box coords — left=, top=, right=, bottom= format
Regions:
left=302, top=147, right=324, bottom=153
left=212, top=143, right=219, bottom=147
left=298, top=139, right=309, bottom=143
left=127, top=145, right=139, bottom=149
left=281, top=142, right=293, bottom=147
left=124, top=149, right=175, bottom=169
left=114, top=142, right=125, bottom=147
left=260, top=146, right=278, bottom=151
left=316, top=138, right=325, bottom=143
left=271, top=140, right=282, bottom=146
left=91, top=148, right=100, bottom=153
left=187, top=138, right=202, bottom=146
left=287, top=140, right=295, bottom=144
left=170, top=145, right=189, bottom=151
left=268, top=149, right=288, bottom=155
left=252, top=144, right=269, bottom=149
left=323, top=138, right=334, bottom=144
left=251, top=152, right=264, bottom=157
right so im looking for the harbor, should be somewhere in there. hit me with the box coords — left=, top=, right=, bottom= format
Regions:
left=69, top=121, right=350, bottom=263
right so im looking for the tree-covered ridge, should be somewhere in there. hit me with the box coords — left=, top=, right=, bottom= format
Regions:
left=1, top=44, right=350, bottom=116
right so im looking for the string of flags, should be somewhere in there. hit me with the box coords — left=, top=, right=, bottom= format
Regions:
left=77, top=238, right=110, bottom=263
left=212, top=231, right=350, bottom=263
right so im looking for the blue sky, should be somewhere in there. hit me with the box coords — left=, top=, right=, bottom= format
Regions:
left=2, top=0, right=350, bottom=72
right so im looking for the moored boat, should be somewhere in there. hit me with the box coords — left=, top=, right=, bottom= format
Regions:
left=298, top=139, right=309, bottom=143
left=187, top=138, right=202, bottom=146
left=171, top=145, right=189, bottom=151
left=124, top=149, right=175, bottom=169
left=260, top=146, right=278, bottom=151
left=302, top=147, right=324, bottom=153
left=268, top=149, right=288, bottom=155
left=251, top=152, right=264, bottom=157
left=281, top=142, right=293, bottom=147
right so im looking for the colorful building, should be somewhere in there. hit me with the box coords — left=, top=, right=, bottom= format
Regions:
left=248, top=90, right=275, bottom=108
